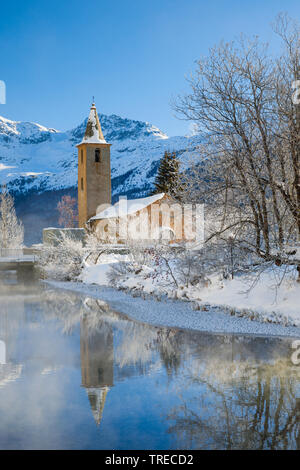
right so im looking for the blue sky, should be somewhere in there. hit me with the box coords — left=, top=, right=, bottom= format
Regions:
left=1, top=0, right=300, bottom=136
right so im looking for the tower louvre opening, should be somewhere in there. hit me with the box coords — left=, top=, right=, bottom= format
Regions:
left=95, top=148, right=101, bottom=163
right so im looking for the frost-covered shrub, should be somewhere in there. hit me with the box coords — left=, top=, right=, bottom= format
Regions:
left=38, top=232, right=84, bottom=281
left=108, top=241, right=211, bottom=292
left=0, top=189, right=24, bottom=249
left=83, top=228, right=125, bottom=265
left=175, top=250, right=209, bottom=287
left=107, top=261, right=132, bottom=287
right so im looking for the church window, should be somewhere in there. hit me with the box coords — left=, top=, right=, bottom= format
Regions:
left=95, top=148, right=101, bottom=163
left=81, top=149, right=83, bottom=164
left=81, top=177, right=84, bottom=191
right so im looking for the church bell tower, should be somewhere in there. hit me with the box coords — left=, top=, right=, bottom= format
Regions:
left=77, top=102, right=111, bottom=227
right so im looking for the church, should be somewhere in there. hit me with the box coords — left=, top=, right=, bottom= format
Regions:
left=77, top=101, right=112, bottom=228
left=77, top=102, right=198, bottom=244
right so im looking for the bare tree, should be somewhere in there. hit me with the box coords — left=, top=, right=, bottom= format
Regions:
left=175, top=13, right=300, bottom=280
left=57, top=195, right=78, bottom=228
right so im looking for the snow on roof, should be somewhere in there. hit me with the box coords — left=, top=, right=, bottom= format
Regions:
left=90, top=193, right=165, bottom=221
left=78, top=103, right=107, bottom=145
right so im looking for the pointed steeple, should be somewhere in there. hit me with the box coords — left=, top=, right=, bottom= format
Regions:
left=81, top=101, right=107, bottom=144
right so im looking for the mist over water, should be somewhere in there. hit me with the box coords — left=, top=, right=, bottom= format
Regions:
left=0, top=275, right=299, bottom=450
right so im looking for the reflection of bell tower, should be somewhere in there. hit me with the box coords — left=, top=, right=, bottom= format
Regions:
left=80, top=316, right=114, bottom=426
left=77, top=102, right=111, bottom=228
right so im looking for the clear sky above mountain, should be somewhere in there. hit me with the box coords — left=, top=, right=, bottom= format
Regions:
left=1, top=0, right=300, bottom=136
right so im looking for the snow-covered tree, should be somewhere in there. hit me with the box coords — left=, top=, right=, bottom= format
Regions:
left=0, top=188, right=24, bottom=249
left=153, top=151, right=183, bottom=198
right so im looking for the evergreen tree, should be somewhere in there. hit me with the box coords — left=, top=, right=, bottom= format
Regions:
left=153, top=151, right=182, bottom=198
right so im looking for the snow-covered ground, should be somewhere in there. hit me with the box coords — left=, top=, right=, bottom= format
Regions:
left=79, top=258, right=300, bottom=327
left=80, top=253, right=121, bottom=285
left=194, top=271, right=300, bottom=326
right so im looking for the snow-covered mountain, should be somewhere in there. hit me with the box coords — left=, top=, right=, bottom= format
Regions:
left=0, top=113, right=201, bottom=243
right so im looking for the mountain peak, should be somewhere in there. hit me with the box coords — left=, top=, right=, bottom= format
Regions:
left=0, top=115, right=59, bottom=144
left=70, top=112, right=168, bottom=144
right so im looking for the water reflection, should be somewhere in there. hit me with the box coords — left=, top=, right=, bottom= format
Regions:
left=0, top=293, right=24, bottom=389
left=80, top=314, right=114, bottom=426
left=0, top=281, right=298, bottom=449
left=167, top=347, right=299, bottom=449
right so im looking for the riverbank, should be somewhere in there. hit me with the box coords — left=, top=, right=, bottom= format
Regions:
left=46, top=280, right=300, bottom=339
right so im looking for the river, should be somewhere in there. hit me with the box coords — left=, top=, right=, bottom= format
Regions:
left=0, top=280, right=299, bottom=449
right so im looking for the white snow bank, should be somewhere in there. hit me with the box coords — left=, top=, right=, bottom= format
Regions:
left=80, top=252, right=129, bottom=286
left=80, top=263, right=112, bottom=286
left=81, top=259, right=300, bottom=327
left=194, top=271, right=300, bottom=326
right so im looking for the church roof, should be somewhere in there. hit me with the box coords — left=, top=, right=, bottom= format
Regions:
left=90, top=193, right=166, bottom=221
left=79, top=102, right=107, bottom=145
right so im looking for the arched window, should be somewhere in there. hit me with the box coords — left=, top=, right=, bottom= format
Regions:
left=95, top=148, right=101, bottom=163
left=81, top=149, right=83, bottom=164
left=81, top=177, right=84, bottom=191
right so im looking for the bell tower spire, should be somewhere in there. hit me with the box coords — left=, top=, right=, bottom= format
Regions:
left=77, top=102, right=111, bottom=227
